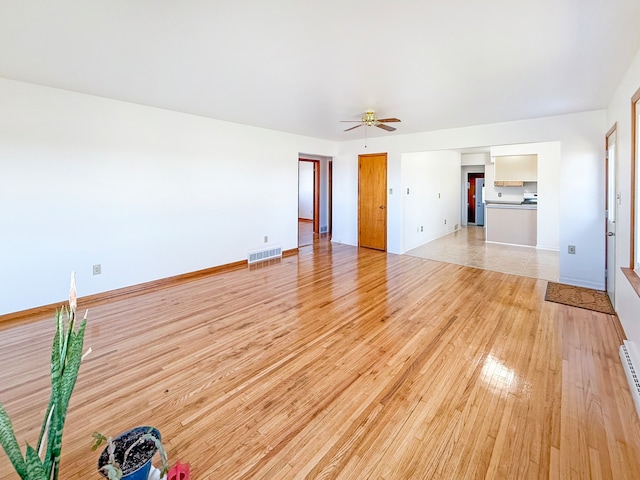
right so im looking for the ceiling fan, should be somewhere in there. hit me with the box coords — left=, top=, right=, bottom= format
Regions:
left=341, top=110, right=401, bottom=132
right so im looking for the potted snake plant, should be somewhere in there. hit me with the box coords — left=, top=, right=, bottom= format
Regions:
left=0, top=273, right=89, bottom=480
left=92, top=426, right=169, bottom=480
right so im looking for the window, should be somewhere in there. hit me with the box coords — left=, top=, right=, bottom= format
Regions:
left=624, top=87, right=640, bottom=295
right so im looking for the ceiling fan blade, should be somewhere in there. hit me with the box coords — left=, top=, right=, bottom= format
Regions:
left=376, top=117, right=401, bottom=123
left=344, top=124, right=363, bottom=132
left=340, top=120, right=362, bottom=122
left=376, top=124, right=396, bottom=132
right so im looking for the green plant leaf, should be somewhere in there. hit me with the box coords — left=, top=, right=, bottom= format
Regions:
left=47, top=320, right=87, bottom=474
left=60, top=320, right=86, bottom=412
left=25, top=445, right=48, bottom=480
left=42, top=313, right=87, bottom=477
left=42, top=309, right=65, bottom=476
left=0, top=404, right=28, bottom=478
left=38, top=309, right=87, bottom=475
left=101, top=464, right=122, bottom=480
left=91, top=432, right=108, bottom=451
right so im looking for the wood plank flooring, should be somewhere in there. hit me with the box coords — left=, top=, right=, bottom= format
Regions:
left=0, top=242, right=639, bottom=479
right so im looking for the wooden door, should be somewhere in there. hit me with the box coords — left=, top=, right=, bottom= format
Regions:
left=358, top=153, right=387, bottom=250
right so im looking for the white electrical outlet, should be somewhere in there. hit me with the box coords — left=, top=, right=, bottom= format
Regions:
left=93, top=264, right=101, bottom=275
left=264, top=235, right=268, bottom=243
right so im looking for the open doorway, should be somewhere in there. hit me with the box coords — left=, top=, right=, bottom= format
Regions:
left=298, top=159, right=318, bottom=247
left=298, top=155, right=332, bottom=247
left=467, top=173, right=485, bottom=226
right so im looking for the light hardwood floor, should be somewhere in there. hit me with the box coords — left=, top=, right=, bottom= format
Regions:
left=298, top=219, right=315, bottom=247
left=0, top=242, right=638, bottom=479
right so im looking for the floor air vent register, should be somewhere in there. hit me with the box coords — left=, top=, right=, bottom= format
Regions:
left=248, top=246, right=282, bottom=264
left=620, top=340, right=640, bottom=419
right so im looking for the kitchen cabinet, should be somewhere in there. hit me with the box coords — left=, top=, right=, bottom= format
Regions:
left=486, top=203, right=537, bottom=246
left=494, top=154, right=537, bottom=183
left=493, top=180, right=524, bottom=187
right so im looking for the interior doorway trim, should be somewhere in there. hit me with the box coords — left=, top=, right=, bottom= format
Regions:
left=358, top=152, right=388, bottom=251
left=605, top=122, right=617, bottom=303
left=299, top=158, right=320, bottom=234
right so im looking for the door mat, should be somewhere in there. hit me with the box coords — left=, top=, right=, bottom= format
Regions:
left=545, top=282, right=615, bottom=314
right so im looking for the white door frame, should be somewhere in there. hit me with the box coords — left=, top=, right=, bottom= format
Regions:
left=605, top=124, right=618, bottom=304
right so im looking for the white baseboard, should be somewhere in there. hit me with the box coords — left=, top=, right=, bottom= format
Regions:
left=557, top=276, right=605, bottom=291
left=535, top=244, right=559, bottom=251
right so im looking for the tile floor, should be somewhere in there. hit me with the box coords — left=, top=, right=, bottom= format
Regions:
left=404, top=226, right=559, bottom=281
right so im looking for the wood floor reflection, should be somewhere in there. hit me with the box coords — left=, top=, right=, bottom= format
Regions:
left=405, top=225, right=559, bottom=281
left=298, top=219, right=315, bottom=247
left=0, top=242, right=637, bottom=479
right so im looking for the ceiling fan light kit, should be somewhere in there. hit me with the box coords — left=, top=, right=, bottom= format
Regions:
left=362, top=110, right=377, bottom=126
left=341, top=110, right=401, bottom=132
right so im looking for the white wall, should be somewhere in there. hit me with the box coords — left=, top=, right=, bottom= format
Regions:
left=0, top=76, right=610, bottom=315
left=461, top=153, right=489, bottom=166
left=333, top=110, right=606, bottom=288
left=402, top=151, right=461, bottom=252
left=0, top=78, right=336, bottom=315
left=607, top=45, right=640, bottom=347
left=298, top=161, right=314, bottom=220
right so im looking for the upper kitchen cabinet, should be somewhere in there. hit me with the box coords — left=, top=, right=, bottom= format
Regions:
left=494, top=154, right=537, bottom=185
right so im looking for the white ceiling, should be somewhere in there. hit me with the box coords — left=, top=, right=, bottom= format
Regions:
left=1, top=0, right=639, bottom=141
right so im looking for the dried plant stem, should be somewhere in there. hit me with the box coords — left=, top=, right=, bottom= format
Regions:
left=38, top=404, right=55, bottom=459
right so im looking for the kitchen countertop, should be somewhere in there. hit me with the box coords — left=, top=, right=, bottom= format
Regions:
left=485, top=202, right=537, bottom=210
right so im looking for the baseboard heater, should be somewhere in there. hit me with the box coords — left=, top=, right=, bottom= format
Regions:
left=620, top=341, right=640, bottom=419
left=248, top=246, right=282, bottom=264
